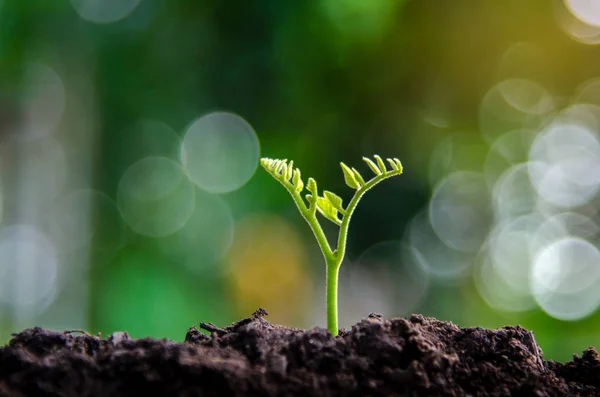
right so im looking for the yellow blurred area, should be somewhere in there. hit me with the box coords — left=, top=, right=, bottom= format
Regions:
left=225, top=214, right=311, bottom=326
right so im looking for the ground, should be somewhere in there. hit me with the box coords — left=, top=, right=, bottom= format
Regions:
left=0, top=308, right=598, bottom=396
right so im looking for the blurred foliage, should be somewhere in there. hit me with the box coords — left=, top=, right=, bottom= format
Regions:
left=0, top=0, right=600, bottom=362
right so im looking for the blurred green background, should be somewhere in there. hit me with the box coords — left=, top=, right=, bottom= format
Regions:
left=1, top=0, right=600, bottom=361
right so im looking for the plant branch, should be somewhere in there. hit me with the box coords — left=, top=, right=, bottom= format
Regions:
left=334, top=170, right=400, bottom=263
left=260, top=156, right=403, bottom=337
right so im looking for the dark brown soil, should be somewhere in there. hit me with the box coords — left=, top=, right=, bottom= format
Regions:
left=0, top=309, right=598, bottom=396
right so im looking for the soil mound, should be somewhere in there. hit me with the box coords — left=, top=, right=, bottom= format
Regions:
left=0, top=309, right=598, bottom=396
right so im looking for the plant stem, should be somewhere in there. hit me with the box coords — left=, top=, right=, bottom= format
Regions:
left=326, top=172, right=398, bottom=335
left=286, top=171, right=399, bottom=336
left=326, top=259, right=341, bottom=335
left=262, top=158, right=402, bottom=337
left=334, top=174, right=390, bottom=264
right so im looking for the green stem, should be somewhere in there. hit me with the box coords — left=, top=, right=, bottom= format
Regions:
left=284, top=171, right=398, bottom=336
left=334, top=172, right=396, bottom=262
left=326, top=259, right=341, bottom=335
left=288, top=189, right=333, bottom=260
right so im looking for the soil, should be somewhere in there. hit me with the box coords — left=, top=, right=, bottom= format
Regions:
left=0, top=308, right=598, bottom=396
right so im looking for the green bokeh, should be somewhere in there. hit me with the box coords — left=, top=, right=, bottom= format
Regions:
left=0, top=0, right=598, bottom=362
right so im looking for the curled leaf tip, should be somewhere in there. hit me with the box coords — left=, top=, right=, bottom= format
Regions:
left=340, top=162, right=360, bottom=189
left=363, top=157, right=382, bottom=176
left=286, top=160, right=294, bottom=180
left=351, top=167, right=366, bottom=186
left=387, top=158, right=398, bottom=171
left=293, top=168, right=303, bottom=192
left=323, top=190, right=345, bottom=213
left=394, top=158, right=403, bottom=173
left=307, top=177, right=317, bottom=193
left=374, top=155, right=386, bottom=173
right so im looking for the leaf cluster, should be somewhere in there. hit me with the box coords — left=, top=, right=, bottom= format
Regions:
left=260, top=155, right=403, bottom=227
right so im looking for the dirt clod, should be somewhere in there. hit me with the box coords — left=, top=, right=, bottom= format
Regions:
left=0, top=308, right=598, bottom=396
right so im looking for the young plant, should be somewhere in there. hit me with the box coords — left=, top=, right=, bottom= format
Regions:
left=260, top=155, right=403, bottom=336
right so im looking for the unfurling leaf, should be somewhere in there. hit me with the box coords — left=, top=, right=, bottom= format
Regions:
left=394, top=158, right=403, bottom=173
left=307, top=177, right=318, bottom=194
left=323, top=190, right=345, bottom=213
left=260, top=158, right=271, bottom=169
left=374, top=155, right=386, bottom=173
left=272, top=160, right=282, bottom=173
left=316, top=196, right=340, bottom=225
left=387, top=158, right=398, bottom=171
left=363, top=157, right=382, bottom=176
left=260, top=154, right=404, bottom=336
left=352, top=168, right=366, bottom=186
left=286, top=160, right=294, bottom=180
left=293, top=169, right=303, bottom=192
left=340, top=162, right=360, bottom=189
left=280, top=163, right=289, bottom=178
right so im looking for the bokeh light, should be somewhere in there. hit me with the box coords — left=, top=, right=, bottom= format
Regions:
left=19, top=62, right=65, bottom=141
left=121, top=119, right=182, bottom=164
left=528, top=122, right=600, bottom=209
left=497, top=79, right=554, bottom=116
left=479, top=80, right=549, bottom=144
left=406, top=210, right=476, bottom=280
left=224, top=214, right=310, bottom=326
left=555, top=0, right=600, bottom=45
left=428, top=134, right=488, bottom=185
left=0, top=136, right=67, bottom=222
left=157, top=188, right=234, bottom=274
left=0, top=225, right=58, bottom=312
left=117, top=156, right=195, bottom=238
left=478, top=214, right=541, bottom=313
left=181, top=111, right=260, bottom=194
left=429, top=171, right=492, bottom=253
left=532, top=238, right=600, bottom=321
left=564, top=0, right=600, bottom=28
left=70, top=0, right=141, bottom=24
left=492, top=163, right=539, bottom=219
left=343, top=240, right=428, bottom=320
left=319, top=0, right=405, bottom=42
left=484, top=129, right=537, bottom=187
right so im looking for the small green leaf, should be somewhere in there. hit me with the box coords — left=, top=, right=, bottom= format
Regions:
left=307, top=177, right=318, bottom=195
left=286, top=160, right=294, bottom=180
left=363, top=157, right=382, bottom=176
left=280, top=163, right=289, bottom=178
left=293, top=169, right=303, bottom=192
left=274, top=160, right=283, bottom=173
left=260, top=158, right=270, bottom=168
left=323, top=190, right=344, bottom=212
left=340, top=162, right=360, bottom=189
left=387, top=158, right=398, bottom=171
left=394, top=158, right=403, bottom=173
left=374, top=155, right=386, bottom=173
left=352, top=168, right=365, bottom=186
left=316, top=196, right=340, bottom=223
left=268, top=159, right=279, bottom=171
left=279, top=160, right=289, bottom=175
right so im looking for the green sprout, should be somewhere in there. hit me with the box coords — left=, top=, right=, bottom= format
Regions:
left=260, top=155, right=403, bottom=335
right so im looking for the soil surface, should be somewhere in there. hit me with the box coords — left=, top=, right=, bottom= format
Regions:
left=0, top=308, right=598, bottom=396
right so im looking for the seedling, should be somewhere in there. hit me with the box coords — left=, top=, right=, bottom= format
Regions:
left=261, top=155, right=403, bottom=335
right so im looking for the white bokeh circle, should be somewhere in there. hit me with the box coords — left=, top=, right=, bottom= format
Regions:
left=117, top=156, right=195, bottom=238
left=70, top=0, right=141, bottom=24
left=531, top=237, right=600, bottom=320
left=181, top=111, right=260, bottom=193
